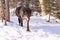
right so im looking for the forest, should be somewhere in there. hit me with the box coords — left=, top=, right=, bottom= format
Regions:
left=0, top=0, right=60, bottom=40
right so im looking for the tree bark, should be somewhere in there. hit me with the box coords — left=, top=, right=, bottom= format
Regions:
left=0, top=0, right=5, bottom=22
left=0, top=0, right=3, bottom=20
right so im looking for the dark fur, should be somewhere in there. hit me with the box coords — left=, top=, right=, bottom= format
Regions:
left=15, top=6, right=31, bottom=31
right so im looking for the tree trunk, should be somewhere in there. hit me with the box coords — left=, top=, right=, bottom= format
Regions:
left=46, top=13, right=50, bottom=22
left=47, top=0, right=51, bottom=22
left=5, top=0, right=10, bottom=22
left=0, top=0, right=2, bottom=20
left=0, top=0, right=5, bottom=22
left=56, top=0, right=60, bottom=10
left=39, top=0, right=47, bottom=16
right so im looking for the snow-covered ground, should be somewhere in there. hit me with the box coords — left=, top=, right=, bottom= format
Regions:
left=0, top=8, right=60, bottom=40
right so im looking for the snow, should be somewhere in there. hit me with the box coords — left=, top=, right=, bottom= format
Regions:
left=0, top=8, right=60, bottom=40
